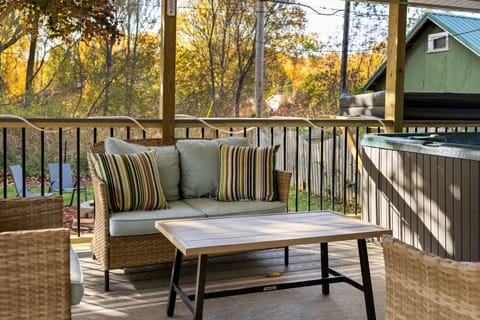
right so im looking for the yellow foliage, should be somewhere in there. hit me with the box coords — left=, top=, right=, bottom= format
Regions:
left=1, top=37, right=29, bottom=99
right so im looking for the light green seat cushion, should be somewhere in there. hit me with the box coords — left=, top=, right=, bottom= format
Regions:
left=176, top=137, right=250, bottom=198
left=109, top=201, right=206, bottom=236
left=70, top=247, right=84, bottom=305
left=104, top=137, right=180, bottom=201
left=182, top=198, right=286, bottom=217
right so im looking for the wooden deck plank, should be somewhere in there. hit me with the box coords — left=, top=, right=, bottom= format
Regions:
left=72, top=240, right=386, bottom=320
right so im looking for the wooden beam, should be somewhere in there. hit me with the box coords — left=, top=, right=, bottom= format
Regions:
left=385, top=3, right=407, bottom=133
left=160, top=0, right=177, bottom=139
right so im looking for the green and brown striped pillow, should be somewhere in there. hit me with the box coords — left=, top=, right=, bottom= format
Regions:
left=92, top=150, right=168, bottom=212
left=217, top=144, right=278, bottom=202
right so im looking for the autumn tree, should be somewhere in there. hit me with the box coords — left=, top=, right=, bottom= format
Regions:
left=176, top=0, right=313, bottom=118
left=0, top=0, right=120, bottom=109
left=274, top=2, right=423, bottom=117
left=0, top=0, right=120, bottom=41
left=0, top=0, right=166, bottom=118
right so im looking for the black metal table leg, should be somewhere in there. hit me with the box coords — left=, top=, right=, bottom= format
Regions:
left=167, top=249, right=183, bottom=317
left=284, top=246, right=289, bottom=266
left=358, top=239, right=376, bottom=320
left=320, top=242, right=329, bottom=295
left=104, top=270, right=109, bottom=292
left=193, top=254, right=208, bottom=320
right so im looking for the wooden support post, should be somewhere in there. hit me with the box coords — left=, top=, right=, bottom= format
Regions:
left=385, top=3, right=407, bottom=133
left=160, top=0, right=177, bottom=139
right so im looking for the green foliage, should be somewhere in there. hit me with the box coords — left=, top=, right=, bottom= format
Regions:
left=0, top=0, right=403, bottom=119
left=176, top=0, right=314, bottom=117
left=0, top=0, right=121, bottom=42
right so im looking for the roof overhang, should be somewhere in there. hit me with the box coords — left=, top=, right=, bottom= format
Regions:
left=354, top=0, right=480, bottom=13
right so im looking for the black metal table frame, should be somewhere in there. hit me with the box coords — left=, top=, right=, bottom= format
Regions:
left=166, top=239, right=376, bottom=320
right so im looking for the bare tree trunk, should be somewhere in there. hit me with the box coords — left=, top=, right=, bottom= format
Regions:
left=0, top=1, right=17, bottom=25
left=124, top=0, right=140, bottom=116
left=0, top=25, right=25, bottom=55
left=234, top=34, right=255, bottom=117
left=124, top=0, right=133, bottom=115
left=103, top=40, right=113, bottom=116
left=24, top=21, right=38, bottom=109
left=207, top=0, right=217, bottom=116
left=128, top=0, right=140, bottom=116
left=217, top=0, right=232, bottom=115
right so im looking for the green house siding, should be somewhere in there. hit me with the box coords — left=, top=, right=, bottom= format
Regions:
left=366, top=15, right=480, bottom=93
left=404, top=24, right=480, bottom=92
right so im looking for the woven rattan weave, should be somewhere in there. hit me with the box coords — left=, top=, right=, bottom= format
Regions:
left=0, top=196, right=71, bottom=320
left=382, top=235, right=480, bottom=320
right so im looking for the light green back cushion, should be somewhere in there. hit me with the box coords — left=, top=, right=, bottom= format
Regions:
left=176, top=137, right=250, bottom=198
left=104, top=137, right=180, bottom=201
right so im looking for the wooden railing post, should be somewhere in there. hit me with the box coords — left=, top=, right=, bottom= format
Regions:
left=385, top=3, right=407, bottom=133
left=160, top=0, right=177, bottom=139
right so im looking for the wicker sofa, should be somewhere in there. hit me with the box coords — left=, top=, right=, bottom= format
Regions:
left=88, top=137, right=292, bottom=291
left=0, top=196, right=84, bottom=319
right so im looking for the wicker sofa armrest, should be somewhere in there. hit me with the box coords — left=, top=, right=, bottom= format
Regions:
left=89, top=172, right=110, bottom=236
left=0, top=228, right=71, bottom=319
left=87, top=152, right=111, bottom=267
left=275, top=170, right=292, bottom=205
left=0, top=196, right=64, bottom=232
left=382, top=235, right=480, bottom=320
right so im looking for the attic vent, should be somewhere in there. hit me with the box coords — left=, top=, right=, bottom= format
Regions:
left=428, top=32, right=449, bottom=53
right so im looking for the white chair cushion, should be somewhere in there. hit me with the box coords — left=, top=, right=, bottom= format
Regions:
left=70, top=248, right=84, bottom=305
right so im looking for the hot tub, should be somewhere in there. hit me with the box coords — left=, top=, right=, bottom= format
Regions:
left=361, top=132, right=480, bottom=262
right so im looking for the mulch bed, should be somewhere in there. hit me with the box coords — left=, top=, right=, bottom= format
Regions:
left=64, top=205, right=94, bottom=236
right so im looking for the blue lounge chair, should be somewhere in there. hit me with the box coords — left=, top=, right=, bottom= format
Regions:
left=48, top=163, right=88, bottom=205
left=9, top=165, right=53, bottom=197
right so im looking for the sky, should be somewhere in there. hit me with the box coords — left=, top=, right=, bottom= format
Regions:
left=300, top=0, right=480, bottom=42
left=300, top=0, right=349, bottom=42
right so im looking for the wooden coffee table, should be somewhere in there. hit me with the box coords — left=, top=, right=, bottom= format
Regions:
left=155, top=211, right=391, bottom=320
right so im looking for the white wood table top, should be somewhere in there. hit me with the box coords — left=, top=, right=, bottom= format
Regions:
left=155, top=211, right=392, bottom=256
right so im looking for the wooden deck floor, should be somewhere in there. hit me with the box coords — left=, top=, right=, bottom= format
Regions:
left=72, top=240, right=386, bottom=320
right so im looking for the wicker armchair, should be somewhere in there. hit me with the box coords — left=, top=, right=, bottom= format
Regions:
left=88, top=138, right=292, bottom=291
left=0, top=196, right=72, bottom=320
left=382, top=235, right=480, bottom=320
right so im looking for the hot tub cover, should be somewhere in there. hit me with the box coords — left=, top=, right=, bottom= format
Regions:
left=340, top=91, right=480, bottom=120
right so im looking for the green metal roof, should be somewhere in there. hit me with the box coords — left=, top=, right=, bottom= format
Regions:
left=362, top=12, right=480, bottom=91
left=426, top=12, right=480, bottom=56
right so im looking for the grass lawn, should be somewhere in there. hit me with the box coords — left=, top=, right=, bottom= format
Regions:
left=1, top=185, right=95, bottom=205
left=288, top=188, right=360, bottom=216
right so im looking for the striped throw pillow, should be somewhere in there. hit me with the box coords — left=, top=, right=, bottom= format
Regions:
left=92, top=151, right=168, bottom=212
left=217, top=145, right=278, bottom=202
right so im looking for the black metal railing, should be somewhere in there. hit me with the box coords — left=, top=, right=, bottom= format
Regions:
left=3, top=116, right=480, bottom=237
